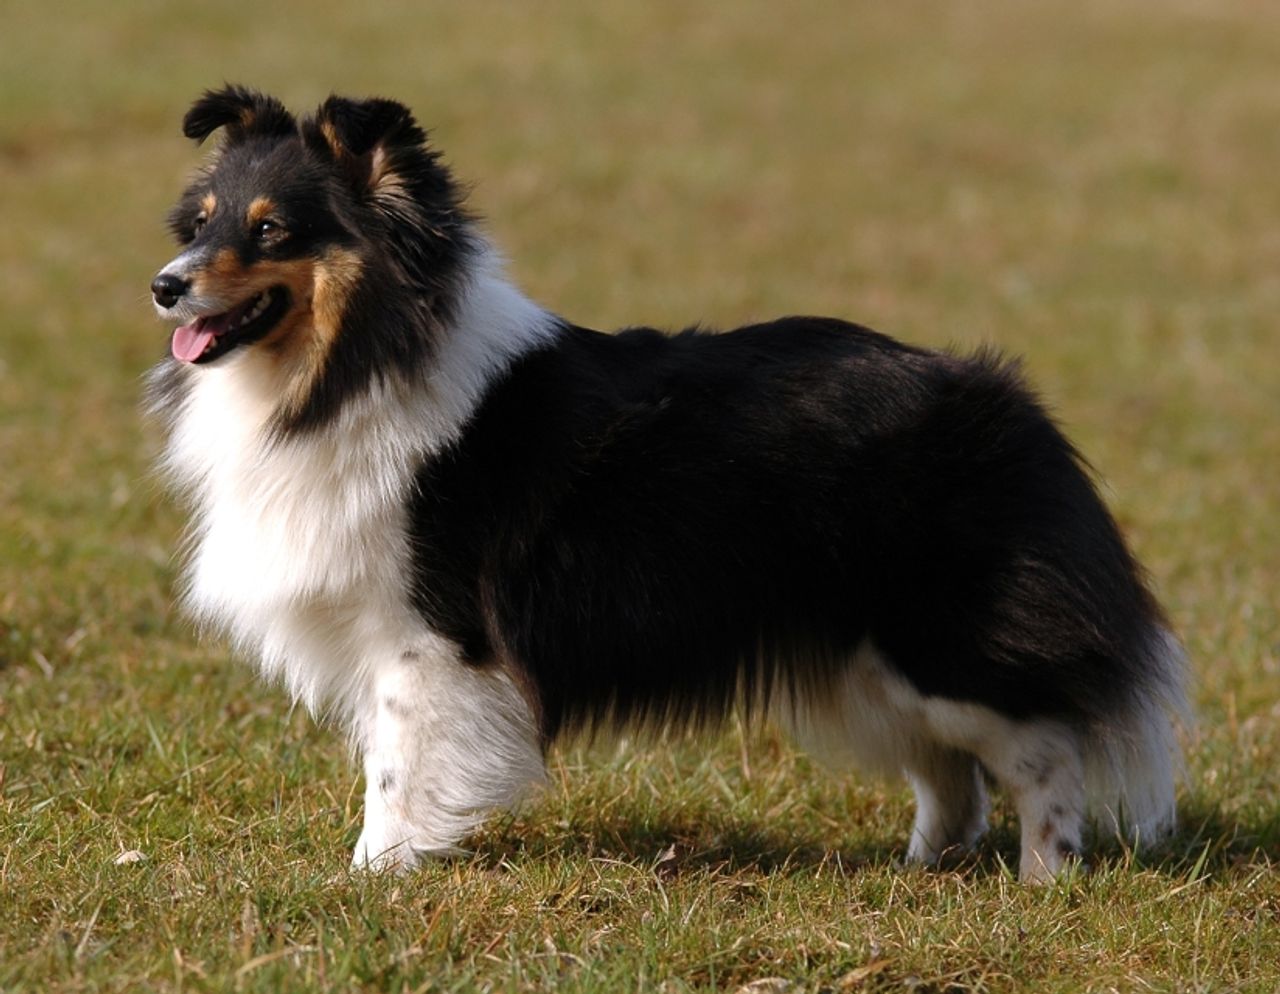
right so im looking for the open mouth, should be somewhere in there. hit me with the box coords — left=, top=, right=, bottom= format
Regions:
left=170, top=286, right=291, bottom=364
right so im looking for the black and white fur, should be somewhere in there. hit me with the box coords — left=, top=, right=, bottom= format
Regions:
left=148, top=87, right=1186, bottom=882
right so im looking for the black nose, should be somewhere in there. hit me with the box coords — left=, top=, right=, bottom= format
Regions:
left=151, top=273, right=190, bottom=309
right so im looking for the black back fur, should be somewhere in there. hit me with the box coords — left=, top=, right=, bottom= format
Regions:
left=408, top=318, right=1165, bottom=742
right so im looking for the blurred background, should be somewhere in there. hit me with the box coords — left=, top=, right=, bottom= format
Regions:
left=1, top=0, right=1276, bottom=861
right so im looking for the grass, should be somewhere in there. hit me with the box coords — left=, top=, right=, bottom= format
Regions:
left=2, top=0, right=1279, bottom=990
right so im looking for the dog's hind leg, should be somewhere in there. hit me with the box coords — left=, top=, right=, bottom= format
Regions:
left=903, top=746, right=988, bottom=866
left=969, top=719, right=1086, bottom=883
left=919, top=698, right=1087, bottom=882
left=351, top=635, right=545, bottom=872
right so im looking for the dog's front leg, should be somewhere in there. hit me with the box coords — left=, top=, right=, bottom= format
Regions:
left=351, top=636, right=545, bottom=871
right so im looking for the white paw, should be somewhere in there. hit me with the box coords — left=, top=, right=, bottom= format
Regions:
left=351, top=829, right=419, bottom=874
left=351, top=822, right=469, bottom=873
left=905, top=832, right=944, bottom=866
left=906, top=815, right=987, bottom=866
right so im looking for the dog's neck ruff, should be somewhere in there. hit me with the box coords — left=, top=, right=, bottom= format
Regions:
left=416, top=246, right=561, bottom=455
left=153, top=243, right=557, bottom=716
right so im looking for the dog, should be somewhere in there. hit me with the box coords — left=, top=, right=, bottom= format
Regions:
left=148, top=86, right=1186, bottom=882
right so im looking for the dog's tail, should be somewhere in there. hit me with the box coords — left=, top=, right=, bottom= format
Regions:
left=1083, top=625, right=1189, bottom=847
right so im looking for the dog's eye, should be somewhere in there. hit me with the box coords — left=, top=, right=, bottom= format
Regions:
left=192, top=213, right=208, bottom=236
left=254, top=219, right=283, bottom=241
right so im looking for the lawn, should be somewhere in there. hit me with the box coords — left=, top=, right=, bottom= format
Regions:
left=2, top=1, right=1278, bottom=991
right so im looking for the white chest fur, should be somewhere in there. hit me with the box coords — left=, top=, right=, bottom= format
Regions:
left=167, top=361, right=423, bottom=717
left=155, top=252, right=558, bottom=722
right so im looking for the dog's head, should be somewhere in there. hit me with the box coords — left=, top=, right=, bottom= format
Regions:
left=151, top=85, right=472, bottom=425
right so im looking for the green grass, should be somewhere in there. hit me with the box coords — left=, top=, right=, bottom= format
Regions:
left=3, top=1, right=1279, bottom=990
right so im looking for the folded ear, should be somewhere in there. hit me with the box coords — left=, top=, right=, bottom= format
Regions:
left=307, top=95, right=427, bottom=193
left=183, top=85, right=296, bottom=144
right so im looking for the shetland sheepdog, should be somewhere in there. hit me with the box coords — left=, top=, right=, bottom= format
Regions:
left=148, top=85, right=1185, bottom=882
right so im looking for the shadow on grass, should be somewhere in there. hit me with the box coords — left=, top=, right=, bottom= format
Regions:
left=469, top=793, right=1279, bottom=884
left=477, top=810, right=902, bottom=878
left=1145, top=796, right=1280, bottom=875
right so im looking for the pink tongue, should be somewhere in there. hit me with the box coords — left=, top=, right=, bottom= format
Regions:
left=171, top=320, right=217, bottom=363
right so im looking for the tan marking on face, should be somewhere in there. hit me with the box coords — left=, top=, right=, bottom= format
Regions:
left=189, top=252, right=314, bottom=316
left=268, top=249, right=365, bottom=418
left=261, top=257, right=333, bottom=404
left=200, top=192, right=217, bottom=218
left=179, top=246, right=367, bottom=420
left=187, top=252, right=312, bottom=354
left=312, top=248, right=363, bottom=348
left=255, top=259, right=319, bottom=349
left=206, top=256, right=314, bottom=416
left=190, top=247, right=251, bottom=300
left=298, top=251, right=362, bottom=395
left=247, top=197, right=277, bottom=226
